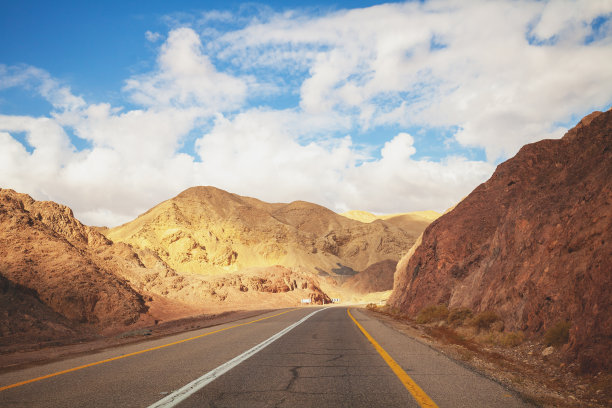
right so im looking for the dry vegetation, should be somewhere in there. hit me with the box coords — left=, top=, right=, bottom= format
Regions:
left=366, top=303, right=611, bottom=408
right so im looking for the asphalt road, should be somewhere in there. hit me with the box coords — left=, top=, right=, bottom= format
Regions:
left=0, top=307, right=531, bottom=407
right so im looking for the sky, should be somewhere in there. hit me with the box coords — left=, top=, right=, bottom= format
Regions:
left=1, top=0, right=611, bottom=227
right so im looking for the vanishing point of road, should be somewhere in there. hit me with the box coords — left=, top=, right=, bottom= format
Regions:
left=0, top=307, right=531, bottom=407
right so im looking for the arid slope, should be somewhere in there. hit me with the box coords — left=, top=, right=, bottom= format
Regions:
left=105, top=187, right=426, bottom=282
left=342, top=259, right=398, bottom=294
left=0, top=185, right=435, bottom=351
left=0, top=189, right=150, bottom=340
left=388, top=110, right=612, bottom=371
left=0, top=189, right=335, bottom=348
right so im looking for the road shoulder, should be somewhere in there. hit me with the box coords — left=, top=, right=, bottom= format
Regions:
left=350, top=307, right=531, bottom=408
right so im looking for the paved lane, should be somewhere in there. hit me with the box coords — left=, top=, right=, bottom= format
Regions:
left=0, top=307, right=531, bottom=407
left=178, top=307, right=420, bottom=407
left=0, top=308, right=311, bottom=407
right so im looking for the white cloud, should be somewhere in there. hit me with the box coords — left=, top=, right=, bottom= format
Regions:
left=1, top=1, right=611, bottom=226
left=532, top=0, right=612, bottom=42
left=380, top=133, right=416, bottom=162
left=0, top=64, right=85, bottom=111
left=193, top=110, right=493, bottom=213
left=59, top=103, right=201, bottom=161
left=145, top=30, right=163, bottom=42
left=124, top=27, right=248, bottom=111
left=214, top=0, right=612, bottom=160
left=199, top=10, right=234, bottom=24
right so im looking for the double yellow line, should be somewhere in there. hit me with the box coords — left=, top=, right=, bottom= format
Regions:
left=348, top=308, right=438, bottom=408
left=0, top=308, right=297, bottom=392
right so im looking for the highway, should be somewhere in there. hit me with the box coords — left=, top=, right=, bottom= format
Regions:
left=0, top=307, right=530, bottom=407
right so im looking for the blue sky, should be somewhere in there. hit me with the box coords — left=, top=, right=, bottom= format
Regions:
left=1, top=0, right=611, bottom=226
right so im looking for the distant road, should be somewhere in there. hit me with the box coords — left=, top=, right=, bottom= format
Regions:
left=0, top=307, right=530, bottom=407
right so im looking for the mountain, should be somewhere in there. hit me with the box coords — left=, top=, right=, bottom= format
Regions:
left=0, top=183, right=436, bottom=352
left=105, top=186, right=426, bottom=284
left=341, top=210, right=439, bottom=238
left=340, top=210, right=440, bottom=224
left=0, top=189, right=151, bottom=343
left=388, top=109, right=612, bottom=371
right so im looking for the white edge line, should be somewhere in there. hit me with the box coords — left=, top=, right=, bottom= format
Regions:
left=147, top=307, right=326, bottom=408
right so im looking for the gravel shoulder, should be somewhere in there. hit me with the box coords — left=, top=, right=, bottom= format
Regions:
left=363, top=308, right=611, bottom=408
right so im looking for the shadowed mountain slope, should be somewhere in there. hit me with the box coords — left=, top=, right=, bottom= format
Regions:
left=0, top=189, right=150, bottom=339
left=388, top=109, right=612, bottom=371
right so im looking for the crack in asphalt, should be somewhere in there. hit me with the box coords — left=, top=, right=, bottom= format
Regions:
left=284, top=365, right=301, bottom=391
left=325, top=353, right=345, bottom=363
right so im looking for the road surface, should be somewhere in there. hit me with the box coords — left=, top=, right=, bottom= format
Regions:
left=0, top=307, right=530, bottom=407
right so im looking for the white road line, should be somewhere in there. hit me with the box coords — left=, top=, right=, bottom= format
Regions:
left=147, top=308, right=326, bottom=408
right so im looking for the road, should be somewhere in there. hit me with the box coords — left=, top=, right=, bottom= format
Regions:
left=0, top=307, right=530, bottom=407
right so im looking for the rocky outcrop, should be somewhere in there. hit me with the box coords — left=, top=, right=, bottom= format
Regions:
left=105, top=186, right=427, bottom=278
left=0, top=189, right=149, bottom=331
left=388, top=109, right=612, bottom=371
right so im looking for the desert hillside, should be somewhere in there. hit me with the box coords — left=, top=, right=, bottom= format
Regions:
left=341, top=210, right=440, bottom=238
left=388, top=109, right=612, bottom=371
left=340, top=210, right=439, bottom=223
left=0, top=189, right=339, bottom=334
left=0, top=189, right=151, bottom=342
left=2, top=186, right=432, bottom=348
left=105, top=187, right=427, bottom=285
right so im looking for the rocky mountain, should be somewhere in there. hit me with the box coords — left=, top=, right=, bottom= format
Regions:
left=388, top=109, right=611, bottom=371
left=0, top=273, right=82, bottom=351
left=0, top=183, right=435, bottom=352
left=341, top=210, right=439, bottom=239
left=0, top=189, right=151, bottom=342
left=105, top=186, right=426, bottom=282
left=0, top=188, right=340, bottom=329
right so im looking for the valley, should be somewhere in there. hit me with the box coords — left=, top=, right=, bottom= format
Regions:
left=0, top=109, right=610, bottom=407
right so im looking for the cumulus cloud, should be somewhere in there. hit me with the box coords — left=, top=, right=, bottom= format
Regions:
left=194, top=113, right=494, bottom=213
left=215, top=0, right=612, bottom=159
left=0, top=1, right=611, bottom=226
left=124, top=27, right=248, bottom=111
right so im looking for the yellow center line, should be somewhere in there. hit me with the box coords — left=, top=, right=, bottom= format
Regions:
left=0, top=308, right=299, bottom=392
left=347, top=308, right=439, bottom=408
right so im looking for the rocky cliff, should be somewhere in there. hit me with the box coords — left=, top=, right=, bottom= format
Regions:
left=388, top=109, right=611, bottom=371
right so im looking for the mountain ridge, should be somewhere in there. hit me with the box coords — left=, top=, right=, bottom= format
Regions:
left=105, top=185, right=426, bottom=278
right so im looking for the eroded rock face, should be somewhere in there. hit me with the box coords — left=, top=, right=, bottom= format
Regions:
left=0, top=189, right=148, bottom=331
left=388, top=110, right=612, bottom=371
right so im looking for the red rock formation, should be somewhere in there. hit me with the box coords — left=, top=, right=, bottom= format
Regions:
left=388, top=109, right=612, bottom=371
